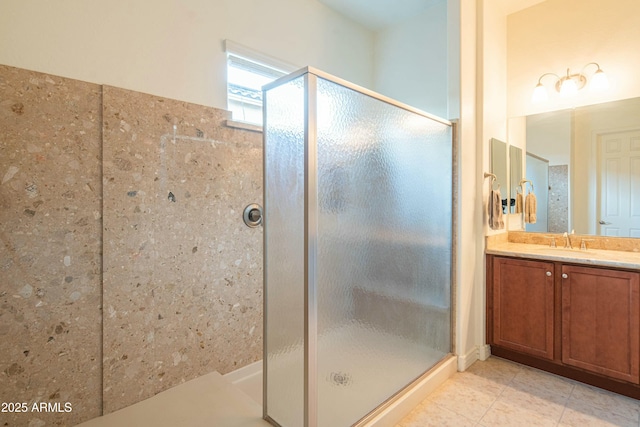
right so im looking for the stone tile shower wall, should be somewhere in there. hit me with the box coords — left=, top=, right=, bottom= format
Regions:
left=0, top=65, right=103, bottom=426
left=548, top=165, right=569, bottom=233
left=101, top=86, right=263, bottom=412
left=0, top=65, right=263, bottom=425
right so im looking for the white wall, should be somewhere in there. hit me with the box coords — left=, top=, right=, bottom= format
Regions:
left=480, top=0, right=508, bottom=238
left=0, top=0, right=374, bottom=109
left=526, top=110, right=572, bottom=166
left=507, top=0, right=640, bottom=117
left=453, top=0, right=487, bottom=369
left=373, top=1, right=448, bottom=118
left=469, top=0, right=520, bottom=362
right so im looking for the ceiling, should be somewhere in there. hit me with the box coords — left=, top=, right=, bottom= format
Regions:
left=316, top=0, right=444, bottom=30
left=500, top=0, right=547, bottom=15
left=317, top=0, right=547, bottom=31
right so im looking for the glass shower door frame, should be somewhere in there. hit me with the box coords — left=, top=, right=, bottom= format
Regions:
left=263, top=67, right=454, bottom=427
left=303, top=72, right=319, bottom=427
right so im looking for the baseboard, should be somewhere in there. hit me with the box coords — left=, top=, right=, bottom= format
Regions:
left=478, top=344, right=491, bottom=361
left=457, top=346, right=479, bottom=372
left=361, top=355, right=457, bottom=427
left=222, top=360, right=262, bottom=384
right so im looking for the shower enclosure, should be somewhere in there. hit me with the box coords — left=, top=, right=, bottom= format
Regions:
left=263, top=68, right=453, bottom=427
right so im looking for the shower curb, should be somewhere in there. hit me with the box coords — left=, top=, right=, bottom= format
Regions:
left=360, top=355, right=457, bottom=427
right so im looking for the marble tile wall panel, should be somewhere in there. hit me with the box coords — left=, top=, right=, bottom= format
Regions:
left=507, top=231, right=640, bottom=252
left=548, top=165, right=569, bottom=233
left=102, top=86, right=263, bottom=413
left=485, top=233, right=508, bottom=246
left=0, top=65, right=102, bottom=426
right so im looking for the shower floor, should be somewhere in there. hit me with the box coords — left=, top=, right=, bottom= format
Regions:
left=77, top=371, right=269, bottom=427
left=77, top=324, right=451, bottom=427
left=266, top=322, right=448, bottom=427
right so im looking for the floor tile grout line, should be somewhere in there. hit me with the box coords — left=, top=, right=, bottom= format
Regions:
left=568, top=382, right=640, bottom=426
left=399, top=358, right=640, bottom=427
left=472, top=368, right=514, bottom=425
left=422, top=372, right=501, bottom=425
left=553, top=381, right=574, bottom=426
left=555, top=383, right=574, bottom=427
left=490, top=364, right=576, bottom=426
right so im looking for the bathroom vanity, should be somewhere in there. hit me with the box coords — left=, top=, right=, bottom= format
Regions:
left=486, top=235, right=640, bottom=398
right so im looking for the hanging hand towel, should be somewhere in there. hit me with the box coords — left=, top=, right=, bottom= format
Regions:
left=489, top=188, right=504, bottom=230
left=524, top=191, right=537, bottom=224
left=515, top=192, right=524, bottom=214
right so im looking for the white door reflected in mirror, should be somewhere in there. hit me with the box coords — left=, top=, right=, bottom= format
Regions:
left=597, top=129, right=640, bottom=237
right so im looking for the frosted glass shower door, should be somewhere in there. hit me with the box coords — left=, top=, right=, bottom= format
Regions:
left=263, top=75, right=306, bottom=427
left=264, top=68, right=453, bottom=427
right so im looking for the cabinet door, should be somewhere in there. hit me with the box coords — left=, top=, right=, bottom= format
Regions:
left=493, top=257, right=555, bottom=360
left=561, top=265, right=640, bottom=383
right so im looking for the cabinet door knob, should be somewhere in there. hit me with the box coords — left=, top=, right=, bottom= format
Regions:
left=562, top=273, right=568, bottom=279
left=546, top=271, right=552, bottom=276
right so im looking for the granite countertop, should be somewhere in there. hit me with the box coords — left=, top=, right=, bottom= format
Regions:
left=486, top=241, right=640, bottom=270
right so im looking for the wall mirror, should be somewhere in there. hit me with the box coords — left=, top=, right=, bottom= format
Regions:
left=508, top=145, right=522, bottom=214
left=506, top=0, right=640, bottom=238
left=510, top=96, right=640, bottom=237
left=490, top=138, right=508, bottom=211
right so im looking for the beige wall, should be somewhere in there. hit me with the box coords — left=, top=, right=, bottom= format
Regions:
left=507, top=0, right=640, bottom=117
left=453, top=0, right=487, bottom=369
left=0, top=1, right=460, bottom=121
left=480, top=0, right=509, bottom=238
left=373, top=1, right=449, bottom=117
left=526, top=110, right=572, bottom=166
left=0, top=0, right=374, bottom=110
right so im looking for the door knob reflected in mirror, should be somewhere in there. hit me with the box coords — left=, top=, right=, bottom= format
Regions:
left=599, top=220, right=612, bottom=225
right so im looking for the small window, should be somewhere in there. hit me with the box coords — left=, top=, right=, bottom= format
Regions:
left=225, top=41, right=296, bottom=126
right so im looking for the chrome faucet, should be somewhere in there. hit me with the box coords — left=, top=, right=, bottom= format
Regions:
left=544, top=235, right=557, bottom=248
left=580, top=238, right=595, bottom=250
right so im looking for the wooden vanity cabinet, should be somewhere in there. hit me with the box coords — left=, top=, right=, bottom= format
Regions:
left=487, top=254, right=640, bottom=395
left=561, top=265, right=640, bottom=383
left=491, top=257, right=555, bottom=360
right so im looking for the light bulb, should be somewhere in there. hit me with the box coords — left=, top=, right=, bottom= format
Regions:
left=559, top=77, right=578, bottom=97
left=590, top=69, right=609, bottom=91
left=531, top=83, right=548, bottom=104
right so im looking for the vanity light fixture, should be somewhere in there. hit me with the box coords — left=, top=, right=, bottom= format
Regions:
left=531, top=62, right=609, bottom=103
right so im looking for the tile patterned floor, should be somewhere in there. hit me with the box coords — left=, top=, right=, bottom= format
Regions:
left=396, top=357, right=640, bottom=427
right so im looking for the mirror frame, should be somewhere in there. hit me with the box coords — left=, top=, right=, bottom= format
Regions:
left=509, top=145, right=523, bottom=214
left=490, top=138, right=508, bottom=213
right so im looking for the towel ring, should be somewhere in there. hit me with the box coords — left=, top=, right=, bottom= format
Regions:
left=519, top=179, right=534, bottom=192
left=484, top=172, right=500, bottom=191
